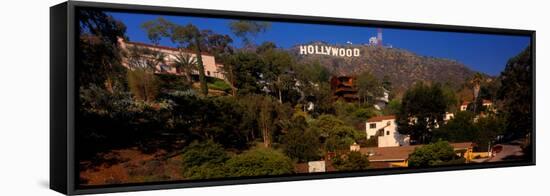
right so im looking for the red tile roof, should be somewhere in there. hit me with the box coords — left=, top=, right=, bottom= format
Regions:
left=125, top=41, right=214, bottom=56
left=360, top=142, right=474, bottom=162
left=367, top=115, right=396, bottom=122
left=361, top=145, right=416, bottom=162
left=482, top=99, right=493, bottom=104
left=294, top=163, right=309, bottom=174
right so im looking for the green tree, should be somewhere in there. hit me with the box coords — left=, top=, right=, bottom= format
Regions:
left=497, top=46, right=533, bottom=140
left=408, top=140, right=464, bottom=167
left=384, top=99, right=401, bottom=115
left=332, top=151, right=370, bottom=171
left=396, top=82, right=449, bottom=144
left=125, top=46, right=163, bottom=102
left=173, top=52, right=197, bottom=85
left=259, top=96, right=276, bottom=147
left=259, top=46, right=295, bottom=103
left=227, top=51, right=266, bottom=94
left=282, top=117, right=321, bottom=162
left=432, top=111, right=477, bottom=143
left=311, top=115, right=364, bottom=151
left=469, top=73, right=484, bottom=113
left=356, top=71, right=382, bottom=105
left=181, top=140, right=229, bottom=168
left=474, top=114, right=505, bottom=151
left=142, top=18, right=233, bottom=96
left=127, top=69, right=159, bottom=102
left=180, top=140, right=230, bottom=179
left=140, top=17, right=171, bottom=45
left=229, top=20, right=271, bottom=47
left=78, top=10, right=127, bottom=90
left=226, top=148, right=294, bottom=177
left=170, top=24, right=210, bottom=96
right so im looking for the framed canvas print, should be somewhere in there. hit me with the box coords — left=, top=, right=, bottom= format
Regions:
left=50, top=1, right=535, bottom=195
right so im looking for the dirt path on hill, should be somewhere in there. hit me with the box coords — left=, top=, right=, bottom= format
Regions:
left=79, top=148, right=185, bottom=186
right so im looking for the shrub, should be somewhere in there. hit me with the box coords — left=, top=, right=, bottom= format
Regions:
left=207, top=79, right=232, bottom=92
left=408, top=140, right=462, bottom=167
left=181, top=140, right=229, bottom=179
left=332, top=151, right=370, bottom=171
left=127, top=69, right=159, bottom=102
left=226, top=148, right=294, bottom=177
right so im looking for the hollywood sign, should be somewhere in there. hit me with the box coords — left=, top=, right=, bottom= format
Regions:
left=299, top=45, right=361, bottom=57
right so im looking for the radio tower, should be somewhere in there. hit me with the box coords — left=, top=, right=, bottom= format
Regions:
left=377, top=28, right=383, bottom=47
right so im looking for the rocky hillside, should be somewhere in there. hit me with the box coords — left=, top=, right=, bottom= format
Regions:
left=290, top=43, right=477, bottom=96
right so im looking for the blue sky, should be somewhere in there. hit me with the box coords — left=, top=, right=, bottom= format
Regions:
left=108, top=11, right=530, bottom=76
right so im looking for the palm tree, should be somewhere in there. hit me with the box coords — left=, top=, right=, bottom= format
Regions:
left=174, top=51, right=197, bottom=85
left=469, top=73, right=484, bottom=113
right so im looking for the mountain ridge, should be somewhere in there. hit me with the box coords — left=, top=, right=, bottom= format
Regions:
left=289, top=43, right=478, bottom=96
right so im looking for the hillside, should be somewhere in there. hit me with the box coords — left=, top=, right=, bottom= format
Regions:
left=290, top=43, right=477, bottom=96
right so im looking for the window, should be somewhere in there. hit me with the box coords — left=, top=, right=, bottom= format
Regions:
left=207, top=71, right=211, bottom=76
left=370, top=123, right=376, bottom=129
left=386, top=131, right=390, bottom=135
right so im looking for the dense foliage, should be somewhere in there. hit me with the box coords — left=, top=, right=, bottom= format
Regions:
left=225, top=148, right=294, bottom=177
left=408, top=140, right=465, bottom=167
left=333, top=151, right=370, bottom=171
left=497, top=46, right=533, bottom=141
left=396, top=83, right=451, bottom=144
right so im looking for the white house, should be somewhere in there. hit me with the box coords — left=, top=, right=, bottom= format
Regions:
left=308, top=161, right=326, bottom=173
left=365, top=115, right=410, bottom=147
left=460, top=101, right=470, bottom=111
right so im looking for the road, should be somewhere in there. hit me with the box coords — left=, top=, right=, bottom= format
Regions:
left=486, top=144, right=524, bottom=162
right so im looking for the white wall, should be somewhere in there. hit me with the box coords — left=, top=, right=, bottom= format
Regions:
left=0, top=0, right=547, bottom=196
left=367, top=119, right=409, bottom=147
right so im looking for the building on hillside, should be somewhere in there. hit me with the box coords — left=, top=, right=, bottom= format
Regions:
left=117, top=37, right=225, bottom=80
left=432, top=112, right=456, bottom=128
left=460, top=101, right=470, bottom=111
left=460, top=100, right=495, bottom=112
left=482, top=99, right=496, bottom=112
left=294, top=160, right=336, bottom=174
left=444, top=112, right=455, bottom=122
left=365, top=115, right=410, bottom=147
left=330, top=76, right=359, bottom=102
left=373, top=88, right=390, bottom=110
left=358, top=142, right=475, bottom=169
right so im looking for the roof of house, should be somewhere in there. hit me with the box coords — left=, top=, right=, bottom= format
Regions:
left=124, top=41, right=214, bottom=56
left=367, top=115, right=396, bottom=122
left=461, top=101, right=470, bottom=106
left=360, top=142, right=475, bottom=162
left=294, top=163, right=309, bottom=174
left=450, top=142, right=475, bottom=149
left=361, top=145, right=416, bottom=162
left=482, top=99, right=493, bottom=104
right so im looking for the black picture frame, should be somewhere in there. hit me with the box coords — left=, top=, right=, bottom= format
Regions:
left=50, top=1, right=536, bottom=195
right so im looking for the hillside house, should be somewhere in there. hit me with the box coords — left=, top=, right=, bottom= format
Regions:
left=365, top=115, right=410, bottom=147
left=460, top=101, right=470, bottom=111
left=330, top=76, right=359, bottom=102
left=117, top=37, right=225, bottom=80
left=373, top=88, right=390, bottom=110
left=358, top=142, right=475, bottom=168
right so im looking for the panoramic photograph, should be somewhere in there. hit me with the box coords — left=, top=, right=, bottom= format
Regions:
left=76, top=9, right=533, bottom=186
